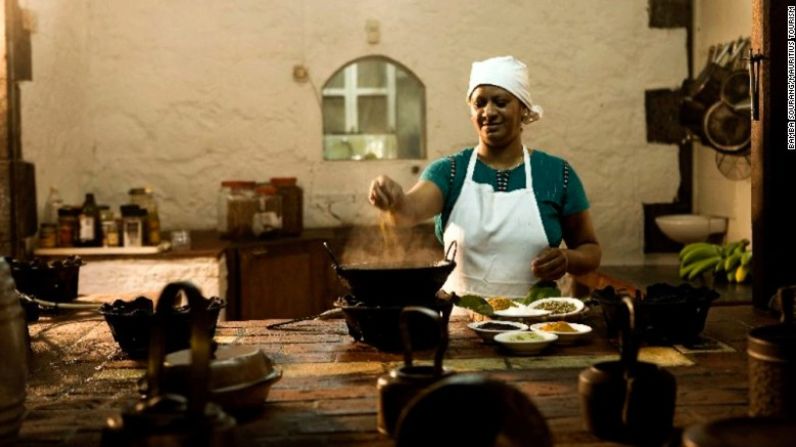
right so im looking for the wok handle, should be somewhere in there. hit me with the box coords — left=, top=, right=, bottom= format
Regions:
left=444, top=240, right=458, bottom=263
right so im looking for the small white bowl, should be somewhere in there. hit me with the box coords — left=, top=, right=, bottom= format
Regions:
left=493, top=330, right=558, bottom=356
left=467, top=320, right=529, bottom=343
left=530, top=322, right=592, bottom=345
left=529, top=297, right=585, bottom=317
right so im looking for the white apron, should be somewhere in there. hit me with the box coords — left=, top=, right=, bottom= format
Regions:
left=442, top=147, right=549, bottom=298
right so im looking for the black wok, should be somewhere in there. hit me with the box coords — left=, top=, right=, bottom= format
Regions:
left=324, top=241, right=457, bottom=306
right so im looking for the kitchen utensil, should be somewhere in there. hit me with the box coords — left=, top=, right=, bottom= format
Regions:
left=5, top=256, right=83, bottom=303
left=467, top=320, right=528, bottom=343
left=265, top=308, right=342, bottom=330
left=592, top=284, right=718, bottom=342
left=394, top=374, right=552, bottom=447
left=335, top=294, right=453, bottom=351
left=100, top=293, right=225, bottom=359
left=326, top=241, right=457, bottom=306
left=748, top=286, right=796, bottom=418
left=102, top=282, right=237, bottom=447
left=376, top=306, right=455, bottom=436
left=578, top=296, right=676, bottom=444
left=145, top=345, right=282, bottom=415
left=0, top=259, right=27, bottom=445
left=682, top=416, right=796, bottom=447
left=493, top=330, right=557, bottom=355
left=530, top=321, right=592, bottom=345
left=702, top=101, right=751, bottom=154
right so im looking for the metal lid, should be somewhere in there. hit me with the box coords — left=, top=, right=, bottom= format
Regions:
left=683, top=416, right=796, bottom=447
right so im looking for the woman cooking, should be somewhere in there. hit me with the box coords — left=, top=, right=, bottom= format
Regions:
left=368, top=55, right=601, bottom=299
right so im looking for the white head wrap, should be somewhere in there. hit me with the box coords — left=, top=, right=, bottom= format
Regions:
left=467, top=55, right=544, bottom=122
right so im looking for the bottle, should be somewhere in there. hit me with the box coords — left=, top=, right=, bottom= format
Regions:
left=42, top=187, right=63, bottom=225
left=129, top=188, right=161, bottom=245
left=78, top=193, right=101, bottom=247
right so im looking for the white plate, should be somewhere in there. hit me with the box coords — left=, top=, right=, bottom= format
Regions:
left=529, top=322, right=592, bottom=345
left=493, top=330, right=557, bottom=356
left=528, top=297, right=585, bottom=318
left=467, top=320, right=529, bottom=343
left=493, top=304, right=552, bottom=318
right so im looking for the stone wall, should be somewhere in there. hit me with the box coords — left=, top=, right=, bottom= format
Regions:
left=20, top=0, right=688, bottom=264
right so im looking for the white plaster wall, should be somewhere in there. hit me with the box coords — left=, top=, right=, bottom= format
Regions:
left=77, top=255, right=226, bottom=298
left=692, top=0, right=752, bottom=244
left=20, top=0, right=688, bottom=265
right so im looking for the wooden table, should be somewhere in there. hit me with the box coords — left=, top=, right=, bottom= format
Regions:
left=19, top=304, right=775, bottom=446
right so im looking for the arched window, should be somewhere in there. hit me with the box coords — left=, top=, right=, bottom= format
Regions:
left=322, top=56, right=425, bottom=160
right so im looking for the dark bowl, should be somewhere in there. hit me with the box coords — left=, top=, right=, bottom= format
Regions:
left=591, top=283, right=719, bottom=344
left=5, top=256, right=82, bottom=303
left=99, top=295, right=225, bottom=359
left=336, top=295, right=452, bottom=352
left=334, top=260, right=456, bottom=306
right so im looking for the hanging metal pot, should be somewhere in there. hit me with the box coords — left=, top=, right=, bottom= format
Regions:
left=702, top=101, right=751, bottom=154
left=102, top=282, right=237, bottom=447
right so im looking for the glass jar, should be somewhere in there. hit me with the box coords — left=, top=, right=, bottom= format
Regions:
left=38, top=223, right=57, bottom=248
left=270, top=177, right=303, bottom=236
left=217, top=181, right=257, bottom=239
left=120, top=204, right=145, bottom=248
left=100, top=206, right=119, bottom=247
left=129, top=187, right=160, bottom=245
left=57, top=206, right=80, bottom=247
left=252, top=184, right=283, bottom=237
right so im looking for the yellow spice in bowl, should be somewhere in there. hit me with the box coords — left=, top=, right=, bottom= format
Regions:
left=539, top=321, right=578, bottom=333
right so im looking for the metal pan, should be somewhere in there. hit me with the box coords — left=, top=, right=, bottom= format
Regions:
left=324, top=241, right=457, bottom=306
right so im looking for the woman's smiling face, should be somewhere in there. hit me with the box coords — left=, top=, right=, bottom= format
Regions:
left=469, top=85, right=526, bottom=148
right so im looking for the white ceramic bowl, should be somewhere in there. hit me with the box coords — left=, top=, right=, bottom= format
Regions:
left=530, top=322, right=592, bottom=345
left=467, top=320, right=529, bottom=343
left=493, top=330, right=558, bottom=356
left=529, top=297, right=585, bottom=318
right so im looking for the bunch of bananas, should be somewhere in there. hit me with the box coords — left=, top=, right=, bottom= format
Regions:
left=678, top=239, right=752, bottom=283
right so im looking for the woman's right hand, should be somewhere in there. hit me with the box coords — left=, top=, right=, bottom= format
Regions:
left=369, top=175, right=404, bottom=211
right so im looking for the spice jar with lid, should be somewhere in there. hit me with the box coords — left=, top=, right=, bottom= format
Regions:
left=129, top=187, right=161, bottom=246
left=57, top=206, right=80, bottom=247
left=217, top=181, right=258, bottom=239
left=100, top=206, right=119, bottom=247
left=252, top=184, right=283, bottom=237
left=270, top=177, right=302, bottom=236
left=38, top=223, right=57, bottom=248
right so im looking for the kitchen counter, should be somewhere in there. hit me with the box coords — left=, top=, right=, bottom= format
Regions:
left=574, top=265, right=754, bottom=305
left=19, top=303, right=772, bottom=446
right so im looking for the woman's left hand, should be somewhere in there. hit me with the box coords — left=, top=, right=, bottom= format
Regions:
left=531, top=247, right=568, bottom=281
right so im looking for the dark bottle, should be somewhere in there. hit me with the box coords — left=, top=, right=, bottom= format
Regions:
left=78, top=193, right=102, bottom=247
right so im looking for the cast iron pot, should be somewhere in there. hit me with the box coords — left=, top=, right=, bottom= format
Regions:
left=324, top=241, right=457, bottom=306
left=579, top=296, right=677, bottom=444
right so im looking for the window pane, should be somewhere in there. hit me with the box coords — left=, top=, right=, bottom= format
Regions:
left=327, top=69, right=345, bottom=89
left=357, top=60, right=385, bottom=88
left=358, top=96, right=387, bottom=133
left=395, top=70, right=424, bottom=158
left=322, top=97, right=346, bottom=134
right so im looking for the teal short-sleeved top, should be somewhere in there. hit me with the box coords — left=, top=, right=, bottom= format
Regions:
left=420, top=148, right=589, bottom=246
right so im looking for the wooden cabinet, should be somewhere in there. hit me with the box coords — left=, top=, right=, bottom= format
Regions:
left=235, top=238, right=341, bottom=320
